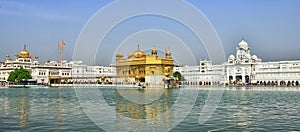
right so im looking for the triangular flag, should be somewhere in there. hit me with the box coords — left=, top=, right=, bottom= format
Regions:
left=58, top=42, right=60, bottom=49
left=62, top=40, right=65, bottom=46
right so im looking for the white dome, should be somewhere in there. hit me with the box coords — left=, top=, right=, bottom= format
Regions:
left=229, top=54, right=235, bottom=60
left=238, top=38, right=248, bottom=49
left=251, top=55, right=258, bottom=60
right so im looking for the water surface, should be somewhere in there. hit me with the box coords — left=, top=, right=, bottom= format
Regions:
left=0, top=87, right=300, bottom=131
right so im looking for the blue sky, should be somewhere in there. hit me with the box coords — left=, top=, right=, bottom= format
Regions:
left=0, top=0, right=299, bottom=65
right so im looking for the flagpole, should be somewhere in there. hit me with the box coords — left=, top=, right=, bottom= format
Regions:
left=58, top=42, right=60, bottom=66
left=61, top=40, right=65, bottom=67
left=62, top=41, right=64, bottom=66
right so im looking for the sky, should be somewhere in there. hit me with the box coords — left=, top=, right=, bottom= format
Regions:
left=0, top=0, right=299, bottom=66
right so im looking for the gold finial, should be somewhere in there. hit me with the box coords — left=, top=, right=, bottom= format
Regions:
left=242, top=36, right=245, bottom=41
left=24, top=43, right=27, bottom=50
left=15, top=53, right=19, bottom=58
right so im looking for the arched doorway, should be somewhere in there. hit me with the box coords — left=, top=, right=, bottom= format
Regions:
left=287, top=81, right=291, bottom=86
left=236, top=75, right=242, bottom=82
left=139, top=77, right=145, bottom=82
left=229, top=76, right=233, bottom=84
left=245, top=75, right=250, bottom=84
left=280, top=81, right=286, bottom=86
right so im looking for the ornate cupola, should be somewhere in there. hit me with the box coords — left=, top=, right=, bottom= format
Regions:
left=238, top=37, right=249, bottom=50
left=116, top=51, right=124, bottom=60
left=165, top=49, right=171, bottom=58
left=151, top=47, right=157, bottom=56
left=19, top=44, right=31, bottom=58
left=133, top=45, right=145, bottom=58
left=236, top=37, right=251, bottom=63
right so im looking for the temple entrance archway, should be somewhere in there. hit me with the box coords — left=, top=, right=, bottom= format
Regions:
left=236, top=75, right=242, bottom=82
left=245, top=75, right=250, bottom=84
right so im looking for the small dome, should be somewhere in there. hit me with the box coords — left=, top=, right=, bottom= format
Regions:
left=251, top=55, right=258, bottom=60
left=19, top=44, right=31, bottom=58
left=133, top=45, right=145, bottom=58
left=238, top=37, right=248, bottom=49
left=165, top=49, right=171, bottom=57
left=134, top=51, right=144, bottom=58
left=116, top=52, right=124, bottom=58
left=229, top=54, right=235, bottom=60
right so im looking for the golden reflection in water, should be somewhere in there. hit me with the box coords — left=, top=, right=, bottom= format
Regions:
left=2, top=90, right=30, bottom=130
left=115, top=89, right=176, bottom=131
left=55, top=98, right=65, bottom=132
left=18, top=98, right=29, bottom=128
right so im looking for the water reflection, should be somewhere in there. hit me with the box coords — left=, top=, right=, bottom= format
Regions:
left=115, top=89, right=177, bottom=118
left=0, top=88, right=30, bottom=131
left=0, top=88, right=74, bottom=132
left=55, top=98, right=65, bottom=131
left=1, top=87, right=300, bottom=131
left=111, top=88, right=179, bottom=131
left=18, top=97, right=29, bottom=128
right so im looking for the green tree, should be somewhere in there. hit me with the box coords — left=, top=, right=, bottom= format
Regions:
left=173, top=71, right=182, bottom=81
left=7, top=68, right=31, bottom=82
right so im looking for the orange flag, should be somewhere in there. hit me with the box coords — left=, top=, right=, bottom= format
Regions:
left=62, top=40, right=65, bottom=46
left=58, top=42, right=60, bottom=49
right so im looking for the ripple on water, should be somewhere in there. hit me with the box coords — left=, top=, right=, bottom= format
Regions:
left=1, top=87, right=300, bottom=131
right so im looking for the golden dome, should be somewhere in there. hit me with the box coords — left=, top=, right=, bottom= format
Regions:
left=133, top=45, right=145, bottom=58
left=116, top=52, right=124, bottom=59
left=19, top=44, right=31, bottom=58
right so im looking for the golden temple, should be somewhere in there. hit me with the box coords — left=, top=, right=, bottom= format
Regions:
left=116, top=45, right=174, bottom=86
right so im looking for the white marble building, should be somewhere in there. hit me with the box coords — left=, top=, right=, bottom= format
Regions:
left=251, top=61, right=300, bottom=86
left=0, top=45, right=116, bottom=85
left=175, top=37, right=300, bottom=86
left=225, top=38, right=300, bottom=86
left=0, top=45, right=39, bottom=84
left=174, top=60, right=224, bottom=85
left=226, top=37, right=262, bottom=85
left=70, top=61, right=116, bottom=84
left=31, top=61, right=72, bottom=84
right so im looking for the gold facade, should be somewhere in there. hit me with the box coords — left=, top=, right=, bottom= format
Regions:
left=116, top=45, right=173, bottom=82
